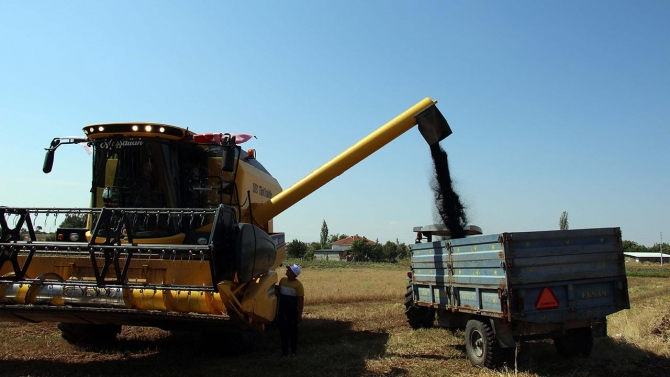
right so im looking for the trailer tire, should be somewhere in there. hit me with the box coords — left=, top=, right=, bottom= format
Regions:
left=553, top=327, right=593, bottom=358
left=465, top=319, right=500, bottom=368
left=404, top=285, right=434, bottom=329
left=58, top=323, right=121, bottom=345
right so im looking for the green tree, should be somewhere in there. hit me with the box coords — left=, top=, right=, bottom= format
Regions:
left=559, top=211, right=569, bottom=230
left=368, top=240, right=383, bottom=262
left=350, top=239, right=369, bottom=262
left=396, top=242, right=410, bottom=260
left=328, top=233, right=348, bottom=244
left=382, top=240, right=400, bottom=262
left=649, top=243, right=670, bottom=254
left=286, top=239, right=308, bottom=258
left=320, top=220, right=329, bottom=248
left=622, top=240, right=648, bottom=253
left=60, top=214, right=87, bottom=228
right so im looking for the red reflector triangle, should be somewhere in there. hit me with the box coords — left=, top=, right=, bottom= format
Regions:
left=535, top=287, right=559, bottom=310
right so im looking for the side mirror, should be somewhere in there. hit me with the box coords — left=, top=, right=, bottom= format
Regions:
left=43, top=139, right=61, bottom=174
left=43, top=149, right=55, bottom=173
left=41, top=137, right=88, bottom=174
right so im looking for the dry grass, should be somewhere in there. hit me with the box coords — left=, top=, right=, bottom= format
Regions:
left=1, top=263, right=669, bottom=377
left=300, top=267, right=407, bottom=305
left=607, top=277, right=670, bottom=357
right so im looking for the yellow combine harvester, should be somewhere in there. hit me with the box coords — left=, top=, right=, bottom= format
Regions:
left=0, top=98, right=451, bottom=345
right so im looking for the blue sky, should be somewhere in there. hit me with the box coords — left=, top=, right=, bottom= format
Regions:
left=1, top=1, right=668, bottom=246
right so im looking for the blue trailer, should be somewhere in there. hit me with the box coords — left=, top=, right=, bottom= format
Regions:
left=405, top=225, right=630, bottom=368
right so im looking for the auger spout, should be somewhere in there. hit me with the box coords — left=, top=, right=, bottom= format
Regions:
left=252, top=97, right=452, bottom=226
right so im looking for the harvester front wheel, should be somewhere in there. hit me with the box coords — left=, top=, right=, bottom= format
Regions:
left=58, top=323, right=121, bottom=345
left=404, top=285, right=434, bottom=329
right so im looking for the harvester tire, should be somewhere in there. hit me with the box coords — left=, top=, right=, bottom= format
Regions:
left=404, top=285, right=434, bottom=329
left=465, top=319, right=500, bottom=368
left=58, top=323, right=121, bottom=345
left=553, top=327, right=593, bottom=358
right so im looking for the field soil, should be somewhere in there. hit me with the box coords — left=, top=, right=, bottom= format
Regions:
left=1, top=263, right=669, bottom=377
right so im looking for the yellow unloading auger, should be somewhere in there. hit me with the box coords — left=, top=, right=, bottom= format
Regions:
left=250, top=98, right=451, bottom=225
left=0, top=98, right=451, bottom=346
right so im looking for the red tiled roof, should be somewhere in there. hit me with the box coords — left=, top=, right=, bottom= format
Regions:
left=331, top=234, right=375, bottom=246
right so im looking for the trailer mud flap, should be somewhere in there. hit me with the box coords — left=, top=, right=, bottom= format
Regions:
left=491, top=318, right=515, bottom=348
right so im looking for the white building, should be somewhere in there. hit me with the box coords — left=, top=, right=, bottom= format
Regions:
left=624, top=252, right=670, bottom=263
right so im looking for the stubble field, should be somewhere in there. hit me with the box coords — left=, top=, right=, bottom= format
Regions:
left=1, top=261, right=669, bottom=377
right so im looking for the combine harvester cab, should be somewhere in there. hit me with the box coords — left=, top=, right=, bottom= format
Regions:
left=1, top=98, right=451, bottom=347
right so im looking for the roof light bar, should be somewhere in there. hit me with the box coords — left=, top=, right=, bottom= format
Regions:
left=82, top=123, right=186, bottom=139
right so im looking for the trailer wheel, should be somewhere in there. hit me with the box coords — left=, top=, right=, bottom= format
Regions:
left=553, top=327, right=593, bottom=358
left=404, top=285, right=434, bottom=329
left=58, top=323, right=121, bottom=345
left=465, top=319, right=500, bottom=368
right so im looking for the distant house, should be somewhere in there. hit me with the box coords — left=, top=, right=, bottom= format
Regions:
left=624, top=252, right=670, bottom=263
left=330, top=234, right=376, bottom=261
left=313, top=249, right=341, bottom=261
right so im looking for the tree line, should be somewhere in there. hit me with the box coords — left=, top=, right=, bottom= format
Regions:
left=285, top=220, right=410, bottom=262
left=18, top=214, right=87, bottom=239
left=623, top=240, right=669, bottom=254
left=285, top=237, right=411, bottom=262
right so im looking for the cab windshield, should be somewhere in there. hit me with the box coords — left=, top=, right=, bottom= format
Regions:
left=92, top=138, right=178, bottom=209
left=90, top=137, right=238, bottom=237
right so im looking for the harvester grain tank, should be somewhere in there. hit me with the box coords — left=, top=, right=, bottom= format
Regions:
left=0, top=98, right=451, bottom=346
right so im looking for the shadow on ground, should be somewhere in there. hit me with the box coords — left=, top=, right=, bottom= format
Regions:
left=0, top=318, right=390, bottom=377
left=493, top=337, right=670, bottom=377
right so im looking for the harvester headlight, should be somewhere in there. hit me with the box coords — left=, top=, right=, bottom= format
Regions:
left=98, top=126, right=104, bottom=132
left=89, top=127, right=95, bottom=133
left=145, top=125, right=152, bottom=132
left=159, top=127, right=165, bottom=133
left=132, top=125, right=139, bottom=131
left=69, top=233, right=80, bottom=242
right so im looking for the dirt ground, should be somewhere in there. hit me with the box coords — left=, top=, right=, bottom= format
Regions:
left=3, top=308, right=670, bottom=377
